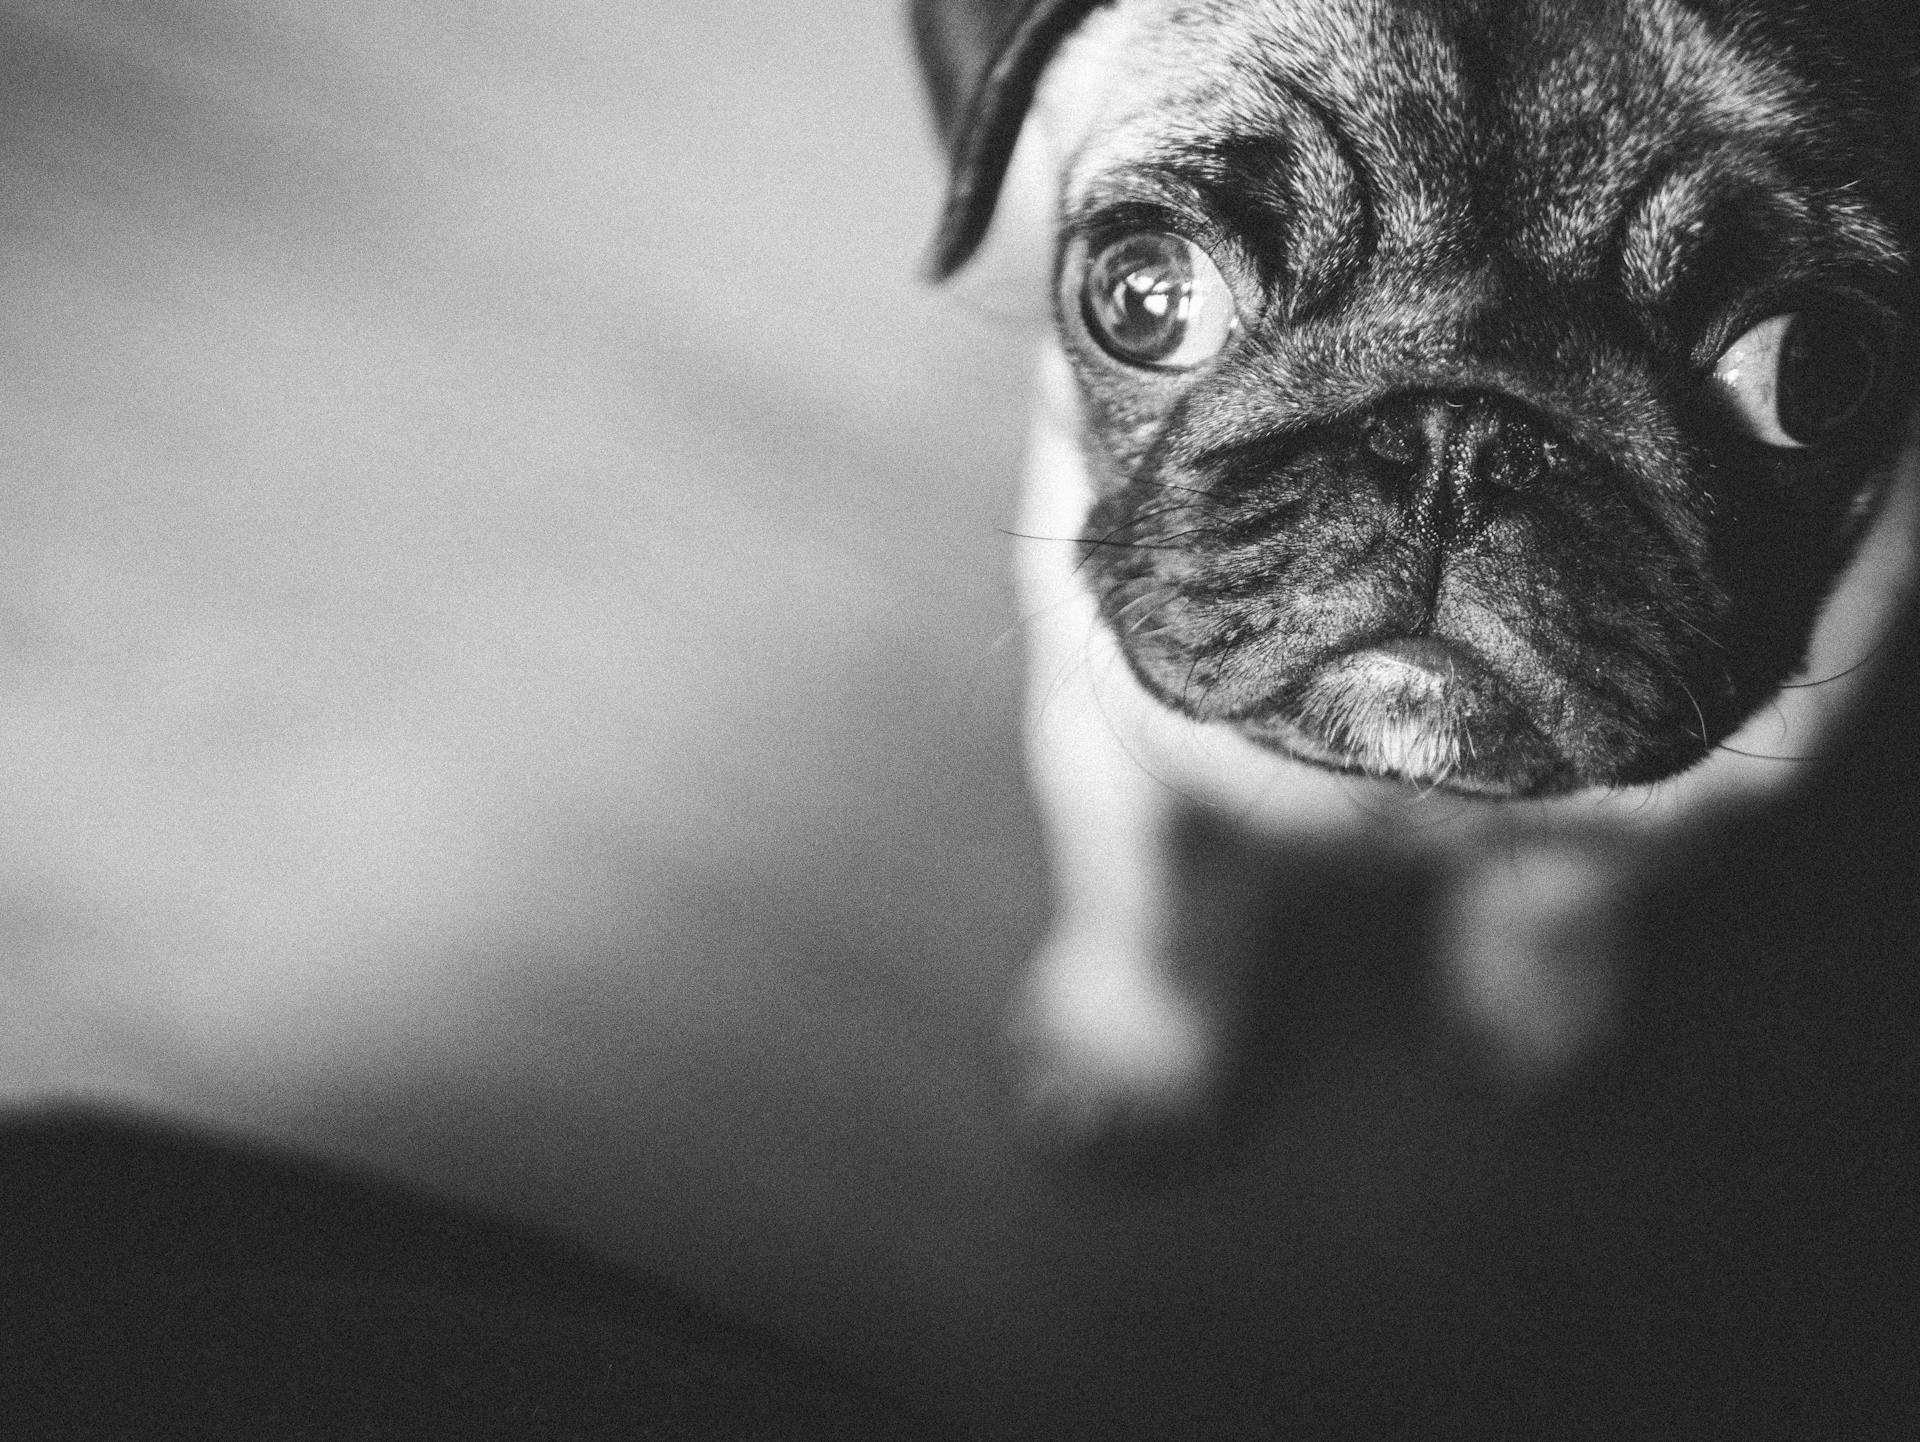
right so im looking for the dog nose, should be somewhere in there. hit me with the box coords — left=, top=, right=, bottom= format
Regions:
left=1360, top=394, right=1553, bottom=543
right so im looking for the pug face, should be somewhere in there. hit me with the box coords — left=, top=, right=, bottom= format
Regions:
left=1033, top=0, right=1916, bottom=796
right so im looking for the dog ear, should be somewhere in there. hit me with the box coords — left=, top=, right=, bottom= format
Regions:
left=909, top=0, right=1110, bottom=280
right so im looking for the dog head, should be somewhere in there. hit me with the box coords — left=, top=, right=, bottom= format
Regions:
left=916, top=0, right=1920, bottom=797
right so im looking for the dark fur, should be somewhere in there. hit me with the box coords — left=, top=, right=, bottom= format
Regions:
left=924, top=0, right=1919, bottom=795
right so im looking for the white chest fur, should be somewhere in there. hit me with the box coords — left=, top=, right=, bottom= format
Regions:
left=1011, top=339, right=1920, bottom=1129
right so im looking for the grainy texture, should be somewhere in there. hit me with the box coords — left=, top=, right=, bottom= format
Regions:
left=1, top=3, right=1917, bottom=1438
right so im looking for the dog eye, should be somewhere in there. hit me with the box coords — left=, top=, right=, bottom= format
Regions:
left=1080, top=232, right=1236, bottom=369
left=1708, top=312, right=1879, bottom=449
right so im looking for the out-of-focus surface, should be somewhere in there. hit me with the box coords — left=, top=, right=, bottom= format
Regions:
left=2, top=2, right=1917, bottom=1437
left=3, top=1111, right=954, bottom=1439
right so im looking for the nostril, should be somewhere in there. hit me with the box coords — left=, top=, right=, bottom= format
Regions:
left=1362, top=413, right=1420, bottom=464
left=1483, top=428, right=1551, bottom=491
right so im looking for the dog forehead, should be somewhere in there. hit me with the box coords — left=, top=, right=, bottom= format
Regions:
left=1076, top=0, right=1805, bottom=161
left=1065, top=0, right=1817, bottom=277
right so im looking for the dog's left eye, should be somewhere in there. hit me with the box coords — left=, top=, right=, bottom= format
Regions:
left=1708, top=312, right=1880, bottom=450
left=1080, top=232, right=1236, bottom=369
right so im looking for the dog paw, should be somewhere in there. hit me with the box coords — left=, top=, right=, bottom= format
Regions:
left=1015, top=1052, right=1221, bottom=1157
left=1008, top=934, right=1223, bottom=1149
left=1437, top=847, right=1625, bottom=1087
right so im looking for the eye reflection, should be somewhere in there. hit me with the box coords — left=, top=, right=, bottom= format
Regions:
left=1080, top=232, right=1236, bottom=369
left=1709, top=312, right=1879, bottom=449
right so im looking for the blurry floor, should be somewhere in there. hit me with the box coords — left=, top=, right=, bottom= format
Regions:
left=1, top=2, right=1917, bottom=1437
left=2, top=1109, right=954, bottom=1439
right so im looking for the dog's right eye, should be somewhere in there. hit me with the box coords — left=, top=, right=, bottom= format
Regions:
left=1080, top=232, right=1236, bottom=369
left=1708, top=312, right=1880, bottom=449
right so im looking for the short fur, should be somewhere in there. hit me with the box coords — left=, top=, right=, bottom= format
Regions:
left=915, top=0, right=1920, bottom=1135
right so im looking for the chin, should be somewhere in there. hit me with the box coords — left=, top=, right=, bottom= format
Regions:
left=1166, top=628, right=1693, bottom=796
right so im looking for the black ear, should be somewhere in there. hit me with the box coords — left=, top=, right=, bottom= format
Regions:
left=909, top=0, right=1110, bottom=279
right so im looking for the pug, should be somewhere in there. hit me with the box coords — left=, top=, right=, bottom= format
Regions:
left=913, top=0, right=1920, bottom=1140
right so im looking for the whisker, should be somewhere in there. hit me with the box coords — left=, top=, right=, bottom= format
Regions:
left=1078, top=525, right=1214, bottom=561
left=1068, top=501, right=1208, bottom=572
left=996, top=527, right=1077, bottom=544
left=1713, top=743, right=1810, bottom=762
left=1778, top=629, right=1892, bottom=689
left=997, top=528, right=1187, bottom=551
left=1676, top=679, right=1712, bottom=750
left=1096, top=499, right=1206, bottom=535
left=1674, top=614, right=1724, bottom=650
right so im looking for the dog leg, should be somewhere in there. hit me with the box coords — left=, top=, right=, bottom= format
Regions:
left=1013, top=696, right=1229, bottom=1141
left=1434, top=842, right=1631, bottom=1085
left=1007, top=352, right=1240, bottom=1141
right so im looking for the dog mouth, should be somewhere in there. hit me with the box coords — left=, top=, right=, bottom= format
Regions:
left=1235, top=637, right=1571, bottom=795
